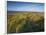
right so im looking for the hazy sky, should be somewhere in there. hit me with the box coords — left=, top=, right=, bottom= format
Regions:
left=7, top=1, right=44, bottom=12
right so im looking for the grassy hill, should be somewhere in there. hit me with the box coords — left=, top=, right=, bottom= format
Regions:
left=7, top=12, right=44, bottom=33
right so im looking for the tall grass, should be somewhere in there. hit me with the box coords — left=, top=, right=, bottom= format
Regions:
left=7, top=12, right=44, bottom=33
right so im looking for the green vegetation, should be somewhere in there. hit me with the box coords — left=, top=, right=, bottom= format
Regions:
left=7, top=12, right=44, bottom=33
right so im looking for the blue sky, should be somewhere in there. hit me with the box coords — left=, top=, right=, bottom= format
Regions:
left=7, top=1, right=44, bottom=12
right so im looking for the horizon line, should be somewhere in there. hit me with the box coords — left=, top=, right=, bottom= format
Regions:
left=7, top=11, right=44, bottom=12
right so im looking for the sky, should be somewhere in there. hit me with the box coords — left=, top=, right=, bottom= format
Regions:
left=7, top=1, right=44, bottom=12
